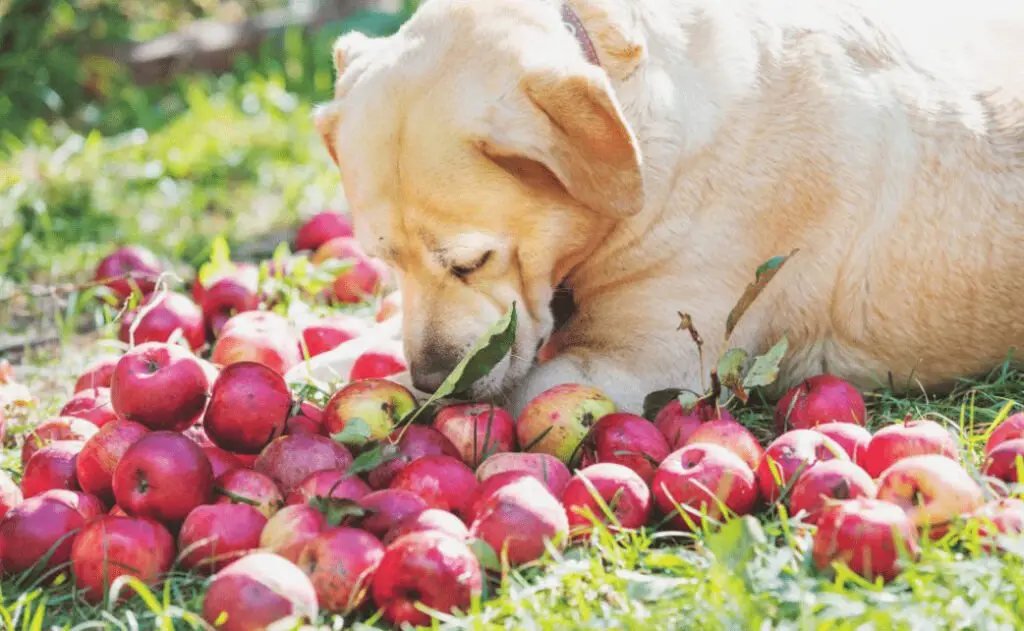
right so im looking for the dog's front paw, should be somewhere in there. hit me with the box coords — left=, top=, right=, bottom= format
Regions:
left=508, top=353, right=648, bottom=417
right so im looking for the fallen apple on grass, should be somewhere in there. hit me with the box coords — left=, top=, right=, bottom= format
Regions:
left=203, top=362, right=292, bottom=454
left=213, top=468, right=284, bottom=517
left=371, top=531, right=483, bottom=628
left=653, top=443, right=759, bottom=531
left=21, top=440, right=83, bottom=497
left=0, top=490, right=94, bottom=576
left=112, top=431, right=214, bottom=526
left=260, top=504, right=328, bottom=563
left=323, top=378, right=417, bottom=447
left=254, top=433, right=353, bottom=495
left=982, top=438, right=1024, bottom=485
left=356, top=489, right=429, bottom=540
left=76, top=419, right=150, bottom=506
left=384, top=508, right=470, bottom=544
left=366, top=425, right=461, bottom=489
left=465, top=472, right=533, bottom=524
left=812, top=498, right=919, bottom=582
left=862, top=419, right=959, bottom=478
left=178, top=503, right=268, bottom=573
left=71, top=515, right=175, bottom=604
left=813, top=422, right=872, bottom=470
left=350, top=348, right=407, bottom=381
left=284, top=401, right=326, bottom=436
left=203, top=446, right=246, bottom=479
left=0, top=472, right=23, bottom=520
left=21, top=417, right=98, bottom=465
left=469, top=475, right=569, bottom=565
left=94, top=245, right=163, bottom=301
left=774, top=374, right=866, bottom=432
left=562, top=463, right=652, bottom=537
left=756, top=429, right=848, bottom=504
left=74, top=355, right=120, bottom=393
left=297, top=527, right=385, bottom=613
left=286, top=469, right=372, bottom=506
left=580, top=413, right=670, bottom=485
left=389, top=455, right=478, bottom=519
left=433, top=403, right=517, bottom=468
left=210, top=311, right=302, bottom=375
left=875, top=454, right=984, bottom=535
left=654, top=399, right=734, bottom=451
left=118, top=291, right=206, bottom=351
left=313, top=237, right=388, bottom=304
left=202, top=552, right=319, bottom=631
left=684, top=418, right=764, bottom=472
left=300, top=315, right=364, bottom=358
left=199, top=264, right=261, bottom=337
left=295, top=210, right=354, bottom=252
left=516, top=383, right=617, bottom=465
left=970, top=498, right=1024, bottom=542
left=475, top=452, right=572, bottom=500
left=59, top=387, right=118, bottom=428
left=110, top=342, right=211, bottom=432
left=787, top=459, right=876, bottom=524
left=985, top=413, right=1024, bottom=454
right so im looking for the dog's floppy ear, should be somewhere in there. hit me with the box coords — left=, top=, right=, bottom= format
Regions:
left=483, top=65, right=644, bottom=218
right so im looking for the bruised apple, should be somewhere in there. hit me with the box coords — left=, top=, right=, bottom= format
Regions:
left=323, top=379, right=417, bottom=447
left=202, top=552, right=319, bottom=631
left=756, top=430, right=848, bottom=503
left=254, top=433, right=353, bottom=495
left=875, top=454, right=984, bottom=534
left=516, top=384, right=616, bottom=465
left=297, top=527, right=385, bottom=613
left=787, top=460, right=876, bottom=524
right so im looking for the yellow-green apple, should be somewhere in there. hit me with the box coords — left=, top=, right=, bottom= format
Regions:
left=323, top=379, right=417, bottom=448
left=653, top=443, right=759, bottom=530
left=516, top=384, right=617, bottom=465
left=812, top=498, right=918, bottom=582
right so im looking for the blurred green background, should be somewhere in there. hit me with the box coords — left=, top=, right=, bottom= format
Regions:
left=0, top=0, right=415, bottom=295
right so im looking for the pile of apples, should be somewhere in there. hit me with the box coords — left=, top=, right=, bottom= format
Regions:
left=1, top=210, right=1022, bottom=630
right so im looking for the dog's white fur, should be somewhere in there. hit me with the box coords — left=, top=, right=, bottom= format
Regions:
left=305, top=0, right=1024, bottom=416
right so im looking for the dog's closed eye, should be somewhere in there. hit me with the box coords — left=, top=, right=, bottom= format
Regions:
left=450, top=250, right=493, bottom=280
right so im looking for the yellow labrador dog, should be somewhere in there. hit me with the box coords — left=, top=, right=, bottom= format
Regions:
left=308, top=0, right=1024, bottom=416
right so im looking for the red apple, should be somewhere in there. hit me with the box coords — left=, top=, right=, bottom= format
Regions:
left=366, top=425, right=460, bottom=489
left=110, top=342, right=210, bottom=432
left=971, top=498, right=1024, bottom=541
left=813, top=498, right=918, bottom=581
left=465, top=472, right=533, bottom=524
left=0, top=490, right=91, bottom=575
left=210, top=312, right=301, bottom=376
left=285, top=401, right=325, bottom=436
left=863, top=419, right=959, bottom=478
left=298, top=527, right=384, bottom=613
left=875, top=454, right=984, bottom=533
left=118, top=291, right=205, bottom=351
left=65, top=490, right=108, bottom=521
left=774, top=374, right=866, bottom=432
left=21, top=417, right=97, bottom=465
left=254, top=434, right=353, bottom=495
left=260, top=504, right=327, bottom=563
left=985, top=413, right=1024, bottom=454
left=468, top=475, right=568, bottom=565
left=788, top=460, right=877, bottom=524
left=203, top=446, right=246, bottom=479
left=112, top=431, right=214, bottom=525
left=580, top=413, right=670, bottom=484
left=983, top=438, right=1024, bottom=485
left=74, top=355, right=120, bottom=393
left=202, top=552, right=319, bottom=631
left=390, top=455, right=478, bottom=519
left=814, top=422, right=872, bottom=469
left=385, top=508, right=469, bottom=544
left=71, top=515, right=174, bottom=603
left=300, top=315, right=363, bottom=358
left=76, top=419, right=149, bottom=506
left=371, top=531, right=482, bottom=627
left=356, top=489, right=429, bottom=540
left=214, top=468, right=284, bottom=517
left=475, top=452, right=572, bottom=500
left=654, top=399, right=734, bottom=450
left=562, top=463, right=652, bottom=536
left=200, top=266, right=260, bottom=337
left=756, top=430, right=848, bottom=503
left=313, top=237, right=386, bottom=303
left=178, top=503, right=267, bottom=573
left=295, top=211, right=354, bottom=252
left=94, top=245, right=163, bottom=301
left=350, top=349, right=407, bottom=381
left=286, top=470, right=372, bottom=506
left=21, top=440, right=83, bottom=497
left=653, top=443, right=759, bottom=530
left=517, top=384, right=617, bottom=465
left=432, top=403, right=517, bottom=468
left=59, top=388, right=118, bottom=428
left=0, top=472, right=23, bottom=520
left=203, top=362, right=291, bottom=454
left=685, top=418, right=765, bottom=472
left=323, top=379, right=417, bottom=448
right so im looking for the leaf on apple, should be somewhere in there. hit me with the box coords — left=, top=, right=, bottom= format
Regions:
left=724, top=250, right=798, bottom=340
left=331, top=417, right=372, bottom=448
left=641, top=388, right=684, bottom=421
left=308, top=496, right=366, bottom=527
left=347, top=443, right=400, bottom=477
left=403, top=304, right=518, bottom=425
left=467, top=537, right=502, bottom=573
left=742, top=336, right=789, bottom=390
left=676, top=391, right=703, bottom=414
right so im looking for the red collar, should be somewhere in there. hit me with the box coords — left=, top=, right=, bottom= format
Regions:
left=561, top=4, right=602, bottom=67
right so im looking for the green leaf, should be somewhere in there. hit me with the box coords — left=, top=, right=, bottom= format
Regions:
left=742, top=336, right=789, bottom=390
left=405, top=304, right=518, bottom=425
left=331, top=418, right=372, bottom=448
left=704, top=515, right=768, bottom=572
left=347, top=443, right=400, bottom=477
left=716, top=348, right=750, bottom=403
left=724, top=250, right=798, bottom=340
left=642, top=388, right=683, bottom=421
left=197, top=235, right=234, bottom=286
left=677, top=391, right=702, bottom=414
left=309, top=497, right=366, bottom=527
left=467, top=537, right=502, bottom=573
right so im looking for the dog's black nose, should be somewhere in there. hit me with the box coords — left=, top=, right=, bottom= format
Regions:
left=409, top=347, right=461, bottom=394
left=411, top=369, right=448, bottom=394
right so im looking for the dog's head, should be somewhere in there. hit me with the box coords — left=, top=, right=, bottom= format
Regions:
left=314, top=0, right=645, bottom=398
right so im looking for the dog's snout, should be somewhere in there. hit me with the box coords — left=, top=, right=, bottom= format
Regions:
left=409, top=346, right=462, bottom=394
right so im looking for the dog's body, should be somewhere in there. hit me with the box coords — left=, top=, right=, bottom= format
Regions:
left=310, top=0, right=1024, bottom=415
